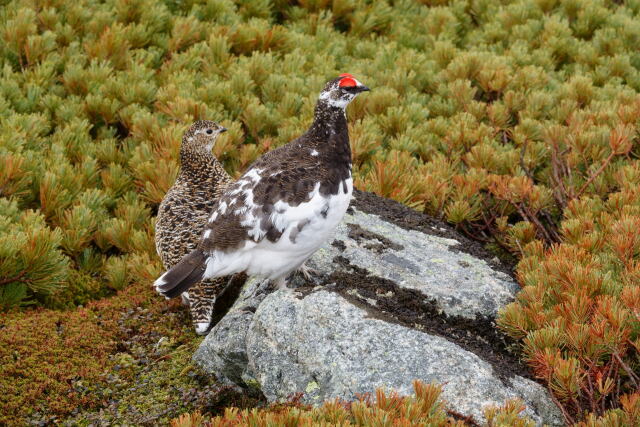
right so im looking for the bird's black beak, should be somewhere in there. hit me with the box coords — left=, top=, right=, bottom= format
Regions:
left=220, top=127, right=227, bottom=133
left=358, top=85, right=370, bottom=92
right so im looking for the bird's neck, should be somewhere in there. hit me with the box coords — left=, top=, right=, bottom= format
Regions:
left=305, top=100, right=352, bottom=175
left=178, top=150, right=225, bottom=183
left=307, top=101, right=349, bottom=143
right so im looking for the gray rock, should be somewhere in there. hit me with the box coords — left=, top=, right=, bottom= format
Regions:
left=193, top=278, right=271, bottom=386
left=244, top=290, right=560, bottom=424
left=193, top=309, right=252, bottom=385
left=308, top=208, right=518, bottom=319
left=194, top=193, right=563, bottom=425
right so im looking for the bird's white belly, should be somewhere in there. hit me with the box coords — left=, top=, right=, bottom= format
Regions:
left=204, top=178, right=353, bottom=280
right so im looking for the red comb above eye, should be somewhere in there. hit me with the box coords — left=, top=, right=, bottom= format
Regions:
left=339, top=77, right=357, bottom=87
left=339, top=73, right=354, bottom=78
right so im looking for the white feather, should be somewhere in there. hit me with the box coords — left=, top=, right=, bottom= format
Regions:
left=245, top=168, right=262, bottom=182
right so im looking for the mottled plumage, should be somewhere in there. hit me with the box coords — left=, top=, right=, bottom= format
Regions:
left=155, top=75, right=370, bottom=299
left=155, top=120, right=234, bottom=335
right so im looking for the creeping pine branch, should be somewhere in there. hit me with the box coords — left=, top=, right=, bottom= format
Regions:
left=446, top=408, right=480, bottom=426
left=515, top=203, right=560, bottom=244
left=549, top=140, right=573, bottom=209
left=575, top=152, right=616, bottom=198
left=613, top=351, right=640, bottom=388
left=546, top=383, right=576, bottom=425
left=520, top=140, right=562, bottom=242
left=458, top=222, right=490, bottom=242
left=0, top=270, right=27, bottom=286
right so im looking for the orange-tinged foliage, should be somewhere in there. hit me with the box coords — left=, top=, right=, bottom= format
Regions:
left=499, top=184, right=640, bottom=423
left=170, top=380, right=536, bottom=426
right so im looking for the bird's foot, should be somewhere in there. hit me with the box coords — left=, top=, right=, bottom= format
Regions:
left=181, top=292, right=190, bottom=306
left=298, top=262, right=318, bottom=281
left=190, top=297, right=214, bottom=336
left=194, top=322, right=210, bottom=335
left=274, top=276, right=290, bottom=291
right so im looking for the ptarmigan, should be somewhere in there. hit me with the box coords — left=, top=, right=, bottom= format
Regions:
left=155, top=120, right=242, bottom=335
left=154, top=74, right=370, bottom=299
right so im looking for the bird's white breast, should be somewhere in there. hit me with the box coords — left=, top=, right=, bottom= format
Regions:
left=204, top=177, right=353, bottom=280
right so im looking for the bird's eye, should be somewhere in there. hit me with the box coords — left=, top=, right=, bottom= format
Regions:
left=206, top=129, right=213, bottom=135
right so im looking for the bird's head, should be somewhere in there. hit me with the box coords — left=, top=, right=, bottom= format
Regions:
left=318, top=73, right=370, bottom=110
left=182, top=120, right=227, bottom=154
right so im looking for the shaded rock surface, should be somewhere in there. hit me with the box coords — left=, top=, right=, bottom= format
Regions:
left=194, top=190, right=563, bottom=425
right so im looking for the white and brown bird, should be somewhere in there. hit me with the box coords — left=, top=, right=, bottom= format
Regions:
left=155, top=120, right=241, bottom=335
left=154, top=74, right=370, bottom=298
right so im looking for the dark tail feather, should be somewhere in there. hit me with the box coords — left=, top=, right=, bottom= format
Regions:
left=154, top=249, right=207, bottom=299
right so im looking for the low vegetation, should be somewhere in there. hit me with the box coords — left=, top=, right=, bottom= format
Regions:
left=1, top=0, right=640, bottom=424
left=171, top=381, right=539, bottom=427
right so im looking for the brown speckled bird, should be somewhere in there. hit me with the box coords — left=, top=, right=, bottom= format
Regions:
left=155, top=120, right=234, bottom=335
